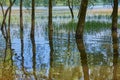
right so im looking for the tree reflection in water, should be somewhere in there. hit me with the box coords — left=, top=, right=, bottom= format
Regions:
left=31, top=33, right=37, bottom=80
left=48, top=28, right=54, bottom=80
left=1, top=37, right=14, bottom=80
left=112, top=31, right=119, bottom=80
left=76, top=38, right=89, bottom=80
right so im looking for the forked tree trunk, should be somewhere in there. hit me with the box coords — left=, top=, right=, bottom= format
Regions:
left=75, top=0, right=88, bottom=39
left=68, top=0, right=74, bottom=19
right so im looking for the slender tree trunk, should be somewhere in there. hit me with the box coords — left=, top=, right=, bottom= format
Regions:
left=0, top=2, right=7, bottom=39
left=75, top=0, right=88, bottom=39
left=111, top=0, right=118, bottom=79
left=48, top=0, right=53, bottom=31
left=112, top=0, right=118, bottom=32
left=68, top=0, right=74, bottom=19
left=1, top=0, right=16, bottom=31
left=20, top=0, right=23, bottom=39
left=0, top=0, right=16, bottom=39
left=30, top=0, right=36, bottom=79
left=31, top=0, right=35, bottom=38
left=8, top=0, right=12, bottom=47
left=48, top=0, right=53, bottom=79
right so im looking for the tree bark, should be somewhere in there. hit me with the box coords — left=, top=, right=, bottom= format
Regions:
left=112, top=0, right=118, bottom=32
left=1, top=0, right=16, bottom=31
left=75, top=0, right=88, bottom=39
left=111, top=0, right=118, bottom=79
left=48, top=0, right=53, bottom=31
left=20, top=0, right=23, bottom=39
left=7, top=0, right=12, bottom=46
left=31, top=0, right=35, bottom=38
left=0, top=0, right=16, bottom=39
left=48, top=0, right=53, bottom=79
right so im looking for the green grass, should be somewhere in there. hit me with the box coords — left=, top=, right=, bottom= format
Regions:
left=53, top=20, right=116, bottom=34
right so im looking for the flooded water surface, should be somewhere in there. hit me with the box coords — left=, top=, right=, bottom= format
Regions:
left=0, top=17, right=120, bottom=80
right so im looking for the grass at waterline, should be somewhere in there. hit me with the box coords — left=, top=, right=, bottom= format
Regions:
left=0, top=14, right=120, bottom=34
left=53, top=20, right=117, bottom=34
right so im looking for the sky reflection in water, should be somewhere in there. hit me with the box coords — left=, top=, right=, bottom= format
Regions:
left=0, top=19, right=120, bottom=80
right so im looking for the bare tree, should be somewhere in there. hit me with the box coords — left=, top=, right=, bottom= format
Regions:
left=0, top=0, right=16, bottom=39
left=68, top=0, right=74, bottom=19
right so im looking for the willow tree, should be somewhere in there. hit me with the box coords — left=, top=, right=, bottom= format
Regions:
left=75, top=0, right=88, bottom=39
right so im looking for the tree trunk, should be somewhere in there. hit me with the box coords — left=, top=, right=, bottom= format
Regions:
left=111, top=0, right=118, bottom=79
left=1, top=0, right=16, bottom=31
left=68, top=0, right=74, bottom=19
left=48, top=0, right=53, bottom=79
left=75, top=0, right=88, bottom=39
left=0, top=0, right=16, bottom=39
left=48, top=0, right=53, bottom=31
left=31, top=0, right=35, bottom=38
left=8, top=0, right=12, bottom=46
left=112, top=0, right=118, bottom=32
left=20, top=0, right=23, bottom=39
